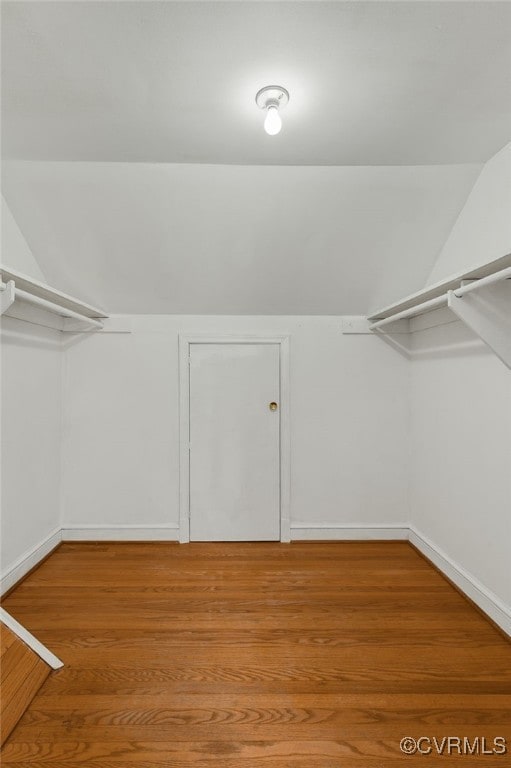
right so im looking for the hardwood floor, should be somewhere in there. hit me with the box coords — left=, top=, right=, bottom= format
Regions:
left=1, top=541, right=510, bottom=766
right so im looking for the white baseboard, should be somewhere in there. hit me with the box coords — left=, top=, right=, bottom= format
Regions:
left=409, top=526, right=511, bottom=637
left=290, top=523, right=409, bottom=540
left=0, top=608, right=63, bottom=669
left=1, top=526, right=62, bottom=595
left=61, top=524, right=180, bottom=542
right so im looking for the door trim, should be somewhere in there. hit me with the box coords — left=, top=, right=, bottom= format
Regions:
left=178, top=335, right=290, bottom=543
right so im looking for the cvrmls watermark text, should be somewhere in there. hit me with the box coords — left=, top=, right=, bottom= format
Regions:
left=400, top=736, right=507, bottom=756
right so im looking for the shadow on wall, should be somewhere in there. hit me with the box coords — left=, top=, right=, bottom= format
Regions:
left=0, top=322, right=62, bottom=353
left=372, top=315, right=493, bottom=362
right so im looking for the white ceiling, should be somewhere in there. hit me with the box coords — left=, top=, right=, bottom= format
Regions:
left=2, top=161, right=480, bottom=314
left=2, top=1, right=511, bottom=165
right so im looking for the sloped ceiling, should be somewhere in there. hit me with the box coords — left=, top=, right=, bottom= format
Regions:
left=3, top=161, right=480, bottom=314
left=1, top=2, right=509, bottom=314
left=427, top=142, right=511, bottom=286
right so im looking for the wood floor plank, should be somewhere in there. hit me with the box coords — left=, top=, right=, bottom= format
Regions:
left=3, top=605, right=490, bottom=632
left=1, top=646, right=40, bottom=706
left=10, top=721, right=511, bottom=744
left=0, top=630, right=51, bottom=746
left=0, top=659, right=49, bottom=744
left=1, top=541, right=510, bottom=766
left=1, top=738, right=510, bottom=766
left=33, top=628, right=506, bottom=653
left=1, top=625, right=17, bottom=656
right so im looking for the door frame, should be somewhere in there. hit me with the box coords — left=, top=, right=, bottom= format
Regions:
left=178, top=334, right=290, bottom=543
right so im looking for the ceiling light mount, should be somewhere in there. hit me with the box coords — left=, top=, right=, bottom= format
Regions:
left=256, top=85, right=289, bottom=135
left=255, top=85, right=289, bottom=111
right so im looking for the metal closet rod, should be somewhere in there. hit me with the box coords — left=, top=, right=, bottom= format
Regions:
left=369, top=265, right=511, bottom=332
left=369, top=294, right=447, bottom=331
left=452, top=265, right=511, bottom=297
left=0, top=280, right=103, bottom=329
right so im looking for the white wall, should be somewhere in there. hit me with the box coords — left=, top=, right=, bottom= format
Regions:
left=409, top=141, right=511, bottom=630
left=1, top=196, right=46, bottom=281
left=1, top=200, right=61, bottom=584
left=410, top=318, right=511, bottom=616
left=427, top=142, right=511, bottom=284
left=1, top=316, right=62, bottom=578
left=61, top=316, right=410, bottom=535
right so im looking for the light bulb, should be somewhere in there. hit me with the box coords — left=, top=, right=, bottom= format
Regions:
left=264, top=105, right=282, bottom=136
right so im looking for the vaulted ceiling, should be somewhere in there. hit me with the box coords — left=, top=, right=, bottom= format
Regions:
left=3, top=160, right=480, bottom=314
left=2, top=2, right=510, bottom=314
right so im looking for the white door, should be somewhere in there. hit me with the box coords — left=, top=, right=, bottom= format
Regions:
left=189, top=343, right=280, bottom=541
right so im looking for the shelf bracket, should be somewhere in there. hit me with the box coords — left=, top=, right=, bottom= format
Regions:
left=0, top=280, right=15, bottom=316
left=447, top=282, right=511, bottom=369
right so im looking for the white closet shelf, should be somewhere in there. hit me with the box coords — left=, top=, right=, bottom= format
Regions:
left=1, top=265, right=108, bottom=331
left=0, top=265, right=108, bottom=319
left=367, top=253, right=511, bottom=322
left=367, top=254, right=511, bottom=370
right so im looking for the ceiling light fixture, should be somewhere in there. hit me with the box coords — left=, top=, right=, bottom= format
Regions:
left=255, top=85, right=289, bottom=136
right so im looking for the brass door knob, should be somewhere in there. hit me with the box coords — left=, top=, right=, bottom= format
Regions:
left=269, top=402, right=278, bottom=411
